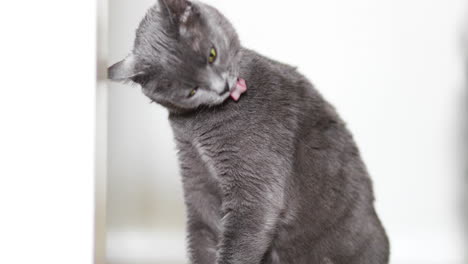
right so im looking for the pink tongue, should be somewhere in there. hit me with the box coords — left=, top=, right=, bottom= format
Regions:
left=230, top=78, right=247, bottom=101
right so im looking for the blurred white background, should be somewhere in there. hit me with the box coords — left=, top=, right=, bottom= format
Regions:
left=107, top=0, right=468, bottom=263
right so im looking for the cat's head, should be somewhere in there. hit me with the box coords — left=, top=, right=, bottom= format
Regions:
left=108, top=0, right=241, bottom=112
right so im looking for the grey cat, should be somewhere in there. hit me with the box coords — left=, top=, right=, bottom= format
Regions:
left=108, top=0, right=390, bottom=263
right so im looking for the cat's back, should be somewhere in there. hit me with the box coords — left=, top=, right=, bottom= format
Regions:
left=237, top=49, right=390, bottom=263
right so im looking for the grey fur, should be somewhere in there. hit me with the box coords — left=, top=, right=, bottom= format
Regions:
left=109, top=1, right=390, bottom=263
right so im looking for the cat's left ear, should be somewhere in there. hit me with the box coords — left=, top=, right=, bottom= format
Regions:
left=108, top=55, right=142, bottom=81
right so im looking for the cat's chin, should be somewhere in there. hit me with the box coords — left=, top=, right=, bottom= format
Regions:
left=208, top=93, right=231, bottom=106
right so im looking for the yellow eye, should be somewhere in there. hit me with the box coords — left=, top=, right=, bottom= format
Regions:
left=188, top=87, right=198, bottom=98
left=208, top=47, right=217, bottom=64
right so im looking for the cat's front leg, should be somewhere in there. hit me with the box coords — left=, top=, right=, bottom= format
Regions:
left=177, top=143, right=222, bottom=264
left=216, top=166, right=285, bottom=264
left=185, top=191, right=221, bottom=264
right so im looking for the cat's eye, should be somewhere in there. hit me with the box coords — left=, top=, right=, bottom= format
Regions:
left=188, top=87, right=198, bottom=98
left=208, top=47, right=217, bottom=64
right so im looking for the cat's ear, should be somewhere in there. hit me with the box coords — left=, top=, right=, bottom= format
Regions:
left=108, top=55, right=143, bottom=81
left=159, top=0, right=199, bottom=28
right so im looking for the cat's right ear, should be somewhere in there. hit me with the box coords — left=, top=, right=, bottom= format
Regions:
left=108, top=55, right=142, bottom=82
left=158, top=0, right=190, bottom=23
left=159, top=0, right=200, bottom=28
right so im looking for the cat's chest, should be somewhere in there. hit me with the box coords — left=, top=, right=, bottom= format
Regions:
left=170, top=115, right=236, bottom=180
left=191, top=136, right=219, bottom=180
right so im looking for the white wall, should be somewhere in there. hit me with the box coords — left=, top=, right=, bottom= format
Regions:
left=0, top=1, right=96, bottom=264
left=107, top=0, right=468, bottom=263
